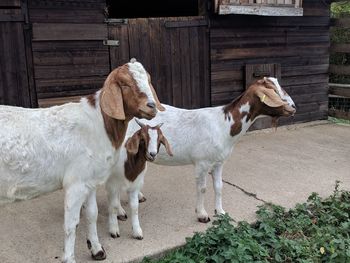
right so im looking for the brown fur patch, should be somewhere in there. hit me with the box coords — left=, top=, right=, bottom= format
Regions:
left=86, top=94, right=96, bottom=108
left=101, top=110, right=129, bottom=150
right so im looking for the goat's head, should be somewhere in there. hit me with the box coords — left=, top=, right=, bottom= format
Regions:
left=249, top=77, right=296, bottom=118
left=125, top=119, right=173, bottom=161
left=100, top=58, right=165, bottom=121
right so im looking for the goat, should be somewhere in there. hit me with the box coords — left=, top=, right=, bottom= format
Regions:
left=0, top=59, right=164, bottom=263
left=106, top=119, right=172, bottom=240
left=107, top=77, right=296, bottom=225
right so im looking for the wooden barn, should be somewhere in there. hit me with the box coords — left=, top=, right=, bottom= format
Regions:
left=0, top=0, right=330, bottom=128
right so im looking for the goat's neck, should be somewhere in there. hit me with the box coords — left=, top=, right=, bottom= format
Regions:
left=223, top=93, right=261, bottom=140
left=101, top=112, right=131, bottom=149
left=124, top=144, right=147, bottom=182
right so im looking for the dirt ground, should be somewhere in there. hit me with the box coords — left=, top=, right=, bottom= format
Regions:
left=0, top=121, right=349, bottom=263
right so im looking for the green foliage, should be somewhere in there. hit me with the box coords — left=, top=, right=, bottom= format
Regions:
left=331, top=1, right=350, bottom=18
left=144, top=183, right=350, bottom=263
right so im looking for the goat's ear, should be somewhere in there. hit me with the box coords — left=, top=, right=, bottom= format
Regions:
left=149, top=82, right=165, bottom=112
left=100, top=79, right=126, bottom=120
left=256, top=87, right=284, bottom=108
left=125, top=132, right=140, bottom=155
left=160, top=134, right=173, bottom=156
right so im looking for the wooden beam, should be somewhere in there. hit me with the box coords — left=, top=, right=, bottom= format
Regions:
left=329, top=109, right=350, bottom=120
left=219, top=5, right=303, bottom=16
left=329, top=65, right=350, bottom=75
left=331, top=44, right=350, bottom=53
left=0, top=14, right=24, bottom=22
left=332, top=18, right=350, bottom=28
left=32, top=23, right=107, bottom=41
left=329, top=83, right=350, bottom=98
left=0, top=0, right=21, bottom=7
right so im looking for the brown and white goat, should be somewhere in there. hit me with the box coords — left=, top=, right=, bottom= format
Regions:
left=111, top=77, right=296, bottom=224
left=0, top=59, right=163, bottom=263
left=106, top=120, right=173, bottom=240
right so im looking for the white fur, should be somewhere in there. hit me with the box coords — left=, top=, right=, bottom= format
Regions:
left=106, top=127, right=161, bottom=239
left=128, top=60, right=155, bottom=104
left=268, top=77, right=295, bottom=107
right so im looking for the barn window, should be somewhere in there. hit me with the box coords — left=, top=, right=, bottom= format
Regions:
left=106, top=0, right=202, bottom=18
left=215, top=0, right=303, bottom=16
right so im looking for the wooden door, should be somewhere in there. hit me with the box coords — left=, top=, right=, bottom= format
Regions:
left=108, top=16, right=210, bottom=109
left=0, top=0, right=37, bottom=107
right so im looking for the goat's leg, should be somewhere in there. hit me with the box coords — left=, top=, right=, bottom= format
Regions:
left=195, top=164, right=210, bottom=223
left=84, top=190, right=106, bottom=260
left=106, top=179, right=125, bottom=238
left=62, top=184, right=89, bottom=263
left=211, top=163, right=225, bottom=215
left=128, top=189, right=143, bottom=240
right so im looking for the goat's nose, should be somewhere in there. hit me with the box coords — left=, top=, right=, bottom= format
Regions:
left=291, top=104, right=296, bottom=110
left=147, top=102, right=156, bottom=109
left=150, top=152, right=157, bottom=158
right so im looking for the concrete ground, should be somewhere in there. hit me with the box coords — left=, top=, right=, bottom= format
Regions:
left=0, top=121, right=349, bottom=263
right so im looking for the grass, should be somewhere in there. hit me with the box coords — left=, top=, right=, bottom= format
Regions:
left=329, top=117, right=350, bottom=125
left=143, top=182, right=350, bottom=263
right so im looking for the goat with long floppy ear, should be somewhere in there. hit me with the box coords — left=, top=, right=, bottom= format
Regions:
left=156, top=123, right=173, bottom=157
left=100, top=69, right=126, bottom=120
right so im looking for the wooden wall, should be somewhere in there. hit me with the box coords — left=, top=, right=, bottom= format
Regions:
left=28, top=0, right=109, bottom=105
left=0, top=0, right=37, bottom=107
left=210, top=0, right=330, bottom=126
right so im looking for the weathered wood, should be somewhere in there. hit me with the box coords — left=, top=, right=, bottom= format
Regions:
left=219, top=5, right=303, bottom=16
left=329, top=65, right=350, bottom=75
left=0, top=14, right=24, bottom=22
left=328, top=109, right=350, bottom=120
left=165, top=19, right=208, bottom=28
left=32, top=23, right=107, bottom=41
left=108, top=25, right=129, bottom=69
left=331, top=44, right=350, bottom=53
left=29, top=8, right=105, bottom=23
left=0, top=22, right=32, bottom=107
left=245, top=63, right=281, bottom=88
left=38, top=95, right=82, bottom=108
left=332, top=18, right=350, bottom=29
left=0, top=0, right=21, bottom=7
left=329, top=83, right=350, bottom=98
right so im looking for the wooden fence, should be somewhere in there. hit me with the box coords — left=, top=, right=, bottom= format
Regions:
left=329, top=17, right=350, bottom=120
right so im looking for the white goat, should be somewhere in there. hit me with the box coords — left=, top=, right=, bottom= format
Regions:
left=0, top=59, right=164, bottom=263
left=106, top=120, right=172, bottom=239
left=107, top=77, right=296, bottom=225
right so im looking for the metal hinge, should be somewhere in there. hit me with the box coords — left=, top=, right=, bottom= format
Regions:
left=104, top=18, right=128, bottom=24
left=103, top=40, right=120, bottom=46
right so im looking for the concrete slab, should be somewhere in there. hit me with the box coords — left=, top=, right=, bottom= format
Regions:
left=0, top=122, right=349, bottom=263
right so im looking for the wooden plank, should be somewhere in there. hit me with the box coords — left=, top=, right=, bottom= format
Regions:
left=108, top=24, right=129, bottom=69
left=328, top=109, right=350, bottom=120
left=29, top=0, right=105, bottom=9
left=0, top=14, right=24, bottom=22
left=165, top=19, right=208, bottom=28
left=329, top=65, right=350, bottom=75
left=219, top=5, right=303, bottom=16
left=28, top=8, right=105, bottom=23
left=170, top=27, right=182, bottom=107
left=38, top=96, right=82, bottom=108
left=331, top=44, right=350, bottom=53
left=332, top=18, right=350, bottom=29
left=0, top=0, right=21, bottom=7
left=329, top=84, right=350, bottom=98
left=212, top=44, right=328, bottom=60
left=34, top=64, right=110, bottom=79
left=189, top=26, right=201, bottom=108
left=32, top=23, right=107, bottom=41
left=179, top=27, right=191, bottom=108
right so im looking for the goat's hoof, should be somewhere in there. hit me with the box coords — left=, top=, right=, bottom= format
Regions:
left=198, top=217, right=211, bottom=223
left=117, top=214, right=128, bottom=221
left=134, top=235, right=144, bottom=240
left=139, top=196, right=147, bottom=203
left=110, top=233, right=120, bottom=238
left=87, top=239, right=92, bottom=250
left=91, top=247, right=106, bottom=261
left=215, top=209, right=225, bottom=215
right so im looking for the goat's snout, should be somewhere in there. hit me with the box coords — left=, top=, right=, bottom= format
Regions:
left=146, top=151, right=157, bottom=162
left=147, top=102, right=156, bottom=109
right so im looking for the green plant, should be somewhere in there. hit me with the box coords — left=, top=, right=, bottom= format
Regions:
left=144, top=182, right=350, bottom=263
